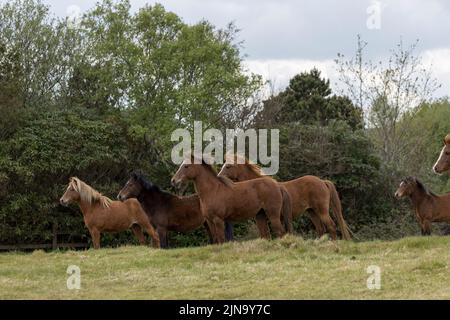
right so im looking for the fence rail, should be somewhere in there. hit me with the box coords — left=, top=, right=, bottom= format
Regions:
left=0, top=242, right=89, bottom=251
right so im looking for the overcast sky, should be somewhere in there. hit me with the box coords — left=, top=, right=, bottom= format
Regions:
left=4, top=0, right=450, bottom=96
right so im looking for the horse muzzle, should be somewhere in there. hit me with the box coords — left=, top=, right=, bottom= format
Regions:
left=433, top=165, right=444, bottom=175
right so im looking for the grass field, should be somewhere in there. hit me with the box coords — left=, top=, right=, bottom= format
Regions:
left=0, top=235, right=449, bottom=299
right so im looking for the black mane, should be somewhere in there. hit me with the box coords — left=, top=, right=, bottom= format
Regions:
left=404, top=176, right=437, bottom=197
left=131, top=171, right=165, bottom=194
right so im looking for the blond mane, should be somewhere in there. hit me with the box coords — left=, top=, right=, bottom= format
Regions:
left=190, top=154, right=234, bottom=187
left=70, top=177, right=112, bottom=208
left=225, top=152, right=265, bottom=178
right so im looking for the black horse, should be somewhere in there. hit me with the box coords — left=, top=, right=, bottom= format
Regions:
left=117, top=172, right=233, bottom=248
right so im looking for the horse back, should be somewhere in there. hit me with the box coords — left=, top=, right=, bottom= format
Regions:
left=121, top=198, right=145, bottom=215
left=162, top=194, right=205, bottom=232
left=281, top=175, right=330, bottom=212
left=432, top=194, right=450, bottom=222
left=228, top=176, right=283, bottom=211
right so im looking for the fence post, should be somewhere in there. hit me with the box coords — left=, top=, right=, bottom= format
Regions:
left=52, top=223, right=58, bottom=250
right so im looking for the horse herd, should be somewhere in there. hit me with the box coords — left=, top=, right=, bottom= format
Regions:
left=59, top=134, right=450, bottom=249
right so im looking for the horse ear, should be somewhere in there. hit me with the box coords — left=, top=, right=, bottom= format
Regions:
left=444, top=134, right=450, bottom=146
left=70, top=177, right=79, bottom=190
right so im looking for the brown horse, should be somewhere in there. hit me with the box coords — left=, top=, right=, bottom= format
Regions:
left=218, top=154, right=351, bottom=240
left=171, top=156, right=288, bottom=244
left=60, top=177, right=160, bottom=249
left=117, top=172, right=233, bottom=248
left=395, top=176, right=450, bottom=235
left=433, top=134, right=450, bottom=174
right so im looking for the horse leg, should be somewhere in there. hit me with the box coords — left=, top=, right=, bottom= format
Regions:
left=140, top=220, right=160, bottom=248
left=90, top=228, right=101, bottom=249
left=206, top=217, right=219, bottom=244
left=224, top=221, right=234, bottom=242
left=157, top=227, right=168, bottom=249
left=131, top=224, right=147, bottom=245
left=266, top=209, right=286, bottom=238
left=213, top=217, right=226, bottom=244
left=255, top=210, right=271, bottom=239
left=317, top=207, right=337, bottom=240
left=203, top=222, right=214, bottom=244
left=309, top=211, right=325, bottom=237
left=422, top=220, right=432, bottom=236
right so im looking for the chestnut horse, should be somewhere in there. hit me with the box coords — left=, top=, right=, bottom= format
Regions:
left=117, top=172, right=233, bottom=248
left=60, top=177, right=160, bottom=249
left=395, top=176, right=450, bottom=235
left=433, top=134, right=450, bottom=174
left=171, top=157, right=288, bottom=244
left=218, top=154, right=351, bottom=240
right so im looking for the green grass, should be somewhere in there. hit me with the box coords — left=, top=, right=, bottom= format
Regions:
left=1, top=235, right=449, bottom=299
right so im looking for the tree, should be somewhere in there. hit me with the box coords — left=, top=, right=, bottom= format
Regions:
left=256, top=68, right=363, bottom=129
left=0, top=0, right=263, bottom=246
left=0, top=41, right=23, bottom=140
left=335, top=36, right=441, bottom=174
left=0, top=0, right=79, bottom=108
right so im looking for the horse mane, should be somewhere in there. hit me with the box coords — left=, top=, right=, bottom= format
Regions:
left=131, top=171, right=173, bottom=197
left=414, top=178, right=437, bottom=196
left=225, top=152, right=270, bottom=179
left=70, top=177, right=112, bottom=208
left=191, top=155, right=234, bottom=187
left=405, top=176, right=437, bottom=197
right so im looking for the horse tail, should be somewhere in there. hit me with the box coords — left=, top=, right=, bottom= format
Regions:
left=224, top=221, right=234, bottom=242
left=281, top=187, right=293, bottom=234
left=324, top=180, right=352, bottom=240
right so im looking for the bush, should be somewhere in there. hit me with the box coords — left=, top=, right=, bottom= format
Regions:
left=0, top=108, right=131, bottom=244
left=277, top=121, right=407, bottom=238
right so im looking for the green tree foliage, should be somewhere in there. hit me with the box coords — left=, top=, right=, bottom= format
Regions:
left=277, top=121, right=392, bottom=234
left=0, top=0, right=446, bottom=246
left=398, top=99, right=450, bottom=192
left=0, top=0, right=79, bottom=108
left=254, top=70, right=402, bottom=238
left=0, top=109, right=130, bottom=244
left=0, top=41, right=23, bottom=139
left=259, top=68, right=363, bottom=129
left=0, top=0, right=259, bottom=246
left=73, top=1, right=261, bottom=138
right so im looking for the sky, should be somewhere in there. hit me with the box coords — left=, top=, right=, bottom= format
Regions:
left=4, top=0, right=450, bottom=96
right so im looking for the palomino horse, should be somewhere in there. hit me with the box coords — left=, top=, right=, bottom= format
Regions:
left=60, top=177, right=160, bottom=248
left=395, top=176, right=450, bottom=235
left=218, top=154, right=351, bottom=240
left=433, top=134, right=450, bottom=174
left=171, top=157, right=289, bottom=244
left=117, top=172, right=233, bottom=248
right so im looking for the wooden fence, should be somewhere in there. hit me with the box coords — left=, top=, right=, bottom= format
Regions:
left=0, top=223, right=89, bottom=251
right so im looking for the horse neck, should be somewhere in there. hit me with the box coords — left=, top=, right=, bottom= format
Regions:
left=77, top=198, right=95, bottom=217
left=240, top=166, right=260, bottom=181
left=140, top=188, right=170, bottom=209
left=193, top=167, right=222, bottom=199
left=410, top=187, right=431, bottom=207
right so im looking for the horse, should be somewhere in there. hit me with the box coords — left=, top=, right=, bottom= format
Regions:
left=218, top=153, right=351, bottom=240
left=433, top=134, right=450, bottom=174
left=395, top=176, right=450, bottom=235
left=59, top=177, right=160, bottom=249
left=171, top=156, right=289, bottom=244
left=117, top=171, right=234, bottom=248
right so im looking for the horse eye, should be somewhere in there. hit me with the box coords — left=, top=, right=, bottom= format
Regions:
left=184, top=165, right=188, bottom=168
left=226, top=165, right=231, bottom=169
left=446, top=152, right=450, bottom=156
